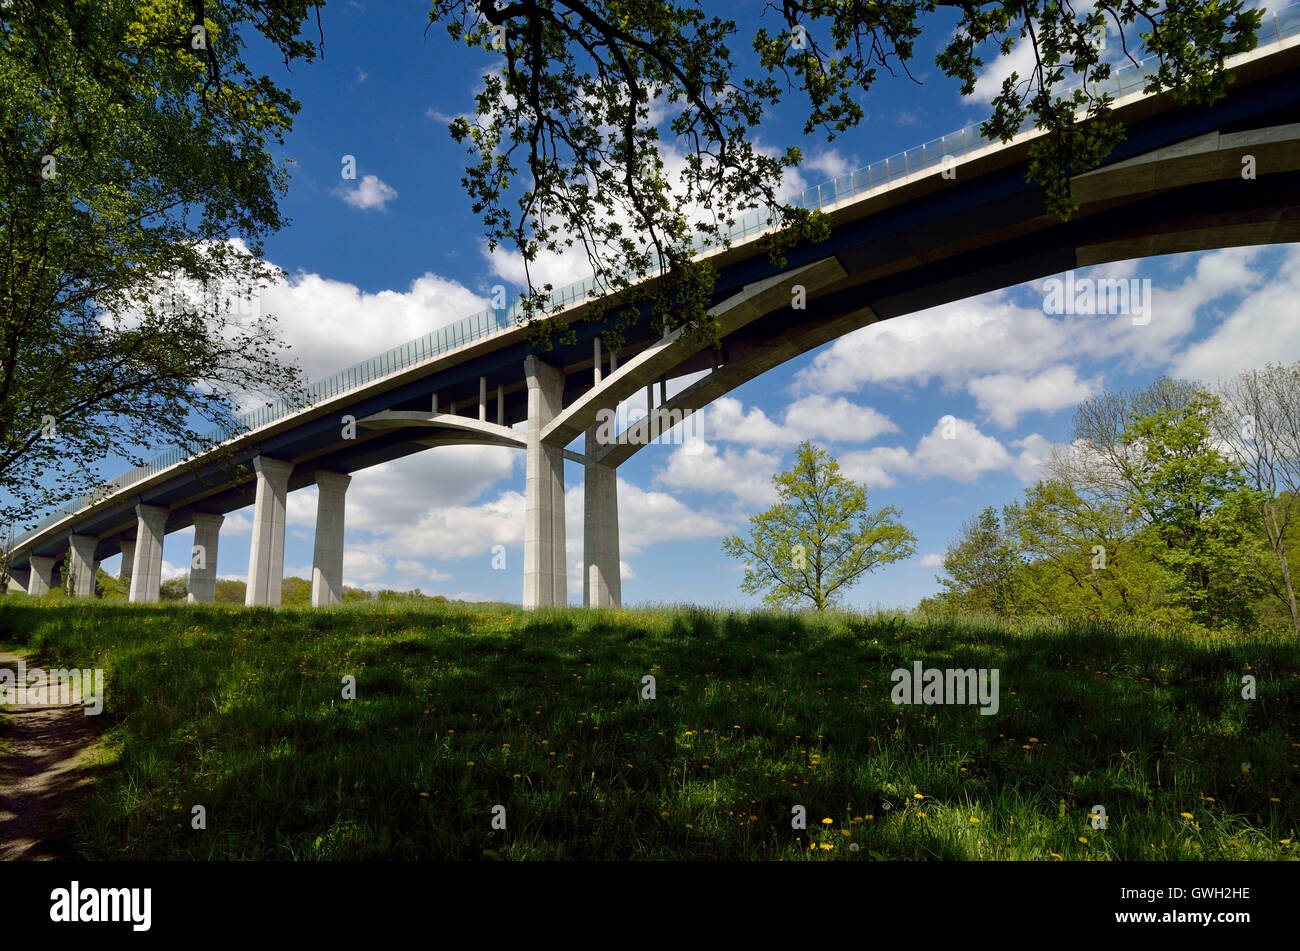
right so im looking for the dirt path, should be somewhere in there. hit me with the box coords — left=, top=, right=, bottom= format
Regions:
left=0, top=651, right=99, bottom=860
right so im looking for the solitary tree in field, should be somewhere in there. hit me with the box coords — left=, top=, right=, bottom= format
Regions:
left=723, top=441, right=915, bottom=610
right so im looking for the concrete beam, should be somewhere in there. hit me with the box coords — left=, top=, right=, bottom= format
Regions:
left=128, top=504, right=169, bottom=603
left=68, top=534, right=98, bottom=598
left=359, top=410, right=527, bottom=448
left=524, top=356, right=567, bottom=608
left=541, top=257, right=847, bottom=448
left=27, top=555, right=55, bottom=597
left=188, top=513, right=224, bottom=603
left=594, top=305, right=880, bottom=468
left=1072, top=122, right=1300, bottom=205
left=311, top=471, right=351, bottom=607
left=245, top=456, right=294, bottom=607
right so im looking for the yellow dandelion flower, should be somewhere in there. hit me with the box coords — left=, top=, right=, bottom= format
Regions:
left=913, top=794, right=924, bottom=800
left=1078, top=836, right=1088, bottom=844
left=822, top=818, right=834, bottom=825
left=1180, top=812, right=1194, bottom=819
left=970, top=817, right=980, bottom=823
left=819, top=843, right=833, bottom=851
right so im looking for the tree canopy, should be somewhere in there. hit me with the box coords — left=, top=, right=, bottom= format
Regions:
left=0, top=0, right=324, bottom=528
left=926, top=371, right=1299, bottom=634
left=722, top=440, right=915, bottom=610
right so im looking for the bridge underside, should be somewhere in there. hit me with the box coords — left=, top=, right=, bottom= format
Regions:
left=10, top=54, right=1300, bottom=606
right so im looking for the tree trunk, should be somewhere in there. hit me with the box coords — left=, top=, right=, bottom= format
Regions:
left=1263, top=501, right=1300, bottom=636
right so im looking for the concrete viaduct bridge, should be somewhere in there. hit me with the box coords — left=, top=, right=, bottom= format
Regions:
left=9, top=6, right=1300, bottom=609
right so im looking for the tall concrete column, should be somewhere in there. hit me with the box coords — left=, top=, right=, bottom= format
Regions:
left=583, top=456, right=621, bottom=608
left=524, top=356, right=567, bottom=608
left=119, top=540, right=135, bottom=582
left=68, top=534, right=99, bottom=598
left=27, top=556, right=55, bottom=597
left=311, top=471, right=351, bottom=607
left=129, top=504, right=169, bottom=603
left=246, top=456, right=294, bottom=607
left=188, top=513, right=224, bottom=603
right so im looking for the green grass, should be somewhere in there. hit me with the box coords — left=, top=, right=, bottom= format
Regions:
left=0, top=598, right=1296, bottom=859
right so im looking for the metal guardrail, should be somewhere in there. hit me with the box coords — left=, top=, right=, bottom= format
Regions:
left=15, top=3, right=1299, bottom=547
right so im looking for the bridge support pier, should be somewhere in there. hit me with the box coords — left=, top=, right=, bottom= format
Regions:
left=246, top=456, right=294, bottom=607
left=119, top=539, right=135, bottom=583
left=583, top=452, right=621, bottom=608
left=129, top=504, right=169, bottom=603
left=524, top=356, right=566, bottom=608
left=68, top=534, right=98, bottom=598
left=27, top=555, right=55, bottom=597
left=311, top=471, right=351, bottom=607
left=188, top=513, right=224, bottom=603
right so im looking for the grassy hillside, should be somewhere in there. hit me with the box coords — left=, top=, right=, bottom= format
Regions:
left=0, top=599, right=1296, bottom=859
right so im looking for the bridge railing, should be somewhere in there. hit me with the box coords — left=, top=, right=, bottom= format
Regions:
left=15, top=3, right=1299, bottom=548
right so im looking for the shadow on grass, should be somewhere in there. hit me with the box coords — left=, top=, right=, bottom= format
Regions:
left=0, top=599, right=1295, bottom=859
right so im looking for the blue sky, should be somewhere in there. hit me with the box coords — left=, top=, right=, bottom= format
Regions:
left=32, top=1, right=1300, bottom=607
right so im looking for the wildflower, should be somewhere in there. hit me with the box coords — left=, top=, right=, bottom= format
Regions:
left=1078, top=836, right=1088, bottom=844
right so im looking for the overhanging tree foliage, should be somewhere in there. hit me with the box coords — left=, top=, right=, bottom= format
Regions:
left=429, top=0, right=1262, bottom=345
left=0, top=0, right=323, bottom=528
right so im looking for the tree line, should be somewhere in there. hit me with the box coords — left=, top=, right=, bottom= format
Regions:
left=922, top=363, right=1300, bottom=635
